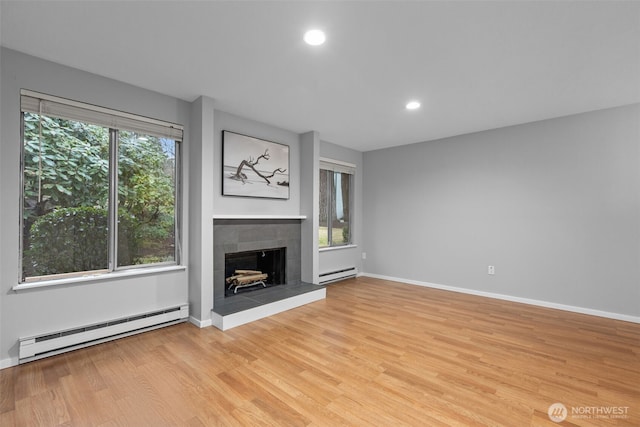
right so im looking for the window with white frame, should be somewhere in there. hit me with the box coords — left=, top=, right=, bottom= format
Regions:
left=319, top=158, right=355, bottom=248
left=20, top=90, right=183, bottom=282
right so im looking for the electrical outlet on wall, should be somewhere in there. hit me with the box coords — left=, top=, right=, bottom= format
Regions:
left=488, top=265, right=495, bottom=275
left=362, top=252, right=367, bottom=260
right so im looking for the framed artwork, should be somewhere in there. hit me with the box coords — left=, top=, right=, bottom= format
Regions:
left=222, top=130, right=290, bottom=199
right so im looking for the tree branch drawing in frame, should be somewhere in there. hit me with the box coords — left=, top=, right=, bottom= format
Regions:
left=222, top=130, right=290, bottom=199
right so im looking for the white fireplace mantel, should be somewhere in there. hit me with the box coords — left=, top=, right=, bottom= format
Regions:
left=213, top=214, right=307, bottom=220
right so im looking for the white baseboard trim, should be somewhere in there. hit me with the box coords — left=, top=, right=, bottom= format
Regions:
left=1, top=357, right=18, bottom=370
left=212, top=288, right=326, bottom=331
left=189, top=316, right=212, bottom=328
left=362, top=273, right=640, bottom=324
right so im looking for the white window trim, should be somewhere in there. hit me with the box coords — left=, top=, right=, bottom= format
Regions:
left=319, top=157, right=356, bottom=174
left=319, top=244, right=358, bottom=253
left=13, top=265, right=186, bottom=291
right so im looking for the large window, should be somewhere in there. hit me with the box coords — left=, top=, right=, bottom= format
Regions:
left=319, top=158, right=355, bottom=248
left=20, top=90, right=182, bottom=282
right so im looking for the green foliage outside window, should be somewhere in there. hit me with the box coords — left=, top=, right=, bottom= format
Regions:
left=26, top=207, right=108, bottom=277
left=22, top=112, right=177, bottom=280
left=22, top=113, right=109, bottom=223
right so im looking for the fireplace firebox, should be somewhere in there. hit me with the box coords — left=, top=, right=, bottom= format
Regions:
left=224, top=247, right=286, bottom=296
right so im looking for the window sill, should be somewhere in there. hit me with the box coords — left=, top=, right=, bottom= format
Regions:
left=319, top=244, right=358, bottom=253
left=13, top=265, right=187, bottom=291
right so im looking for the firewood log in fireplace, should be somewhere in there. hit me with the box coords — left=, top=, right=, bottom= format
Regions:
left=234, top=270, right=262, bottom=275
left=226, top=270, right=268, bottom=293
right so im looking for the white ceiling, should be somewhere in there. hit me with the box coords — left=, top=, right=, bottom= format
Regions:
left=1, top=1, right=639, bottom=152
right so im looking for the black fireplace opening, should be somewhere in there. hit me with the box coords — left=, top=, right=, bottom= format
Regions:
left=224, top=247, right=286, bottom=297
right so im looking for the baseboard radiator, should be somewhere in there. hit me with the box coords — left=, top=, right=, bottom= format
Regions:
left=19, top=304, right=189, bottom=364
left=319, top=267, right=358, bottom=284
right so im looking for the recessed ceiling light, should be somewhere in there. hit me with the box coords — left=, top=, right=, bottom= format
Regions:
left=304, top=29, right=326, bottom=46
left=406, top=101, right=421, bottom=110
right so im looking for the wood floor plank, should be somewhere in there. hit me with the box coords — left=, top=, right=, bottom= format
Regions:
left=1, top=277, right=638, bottom=426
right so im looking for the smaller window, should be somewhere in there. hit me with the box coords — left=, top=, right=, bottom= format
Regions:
left=319, top=158, right=355, bottom=248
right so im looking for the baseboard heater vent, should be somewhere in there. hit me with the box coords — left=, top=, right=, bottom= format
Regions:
left=19, top=304, right=189, bottom=363
left=319, top=267, right=358, bottom=284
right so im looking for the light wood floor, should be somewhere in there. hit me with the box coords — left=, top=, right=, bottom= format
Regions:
left=1, top=277, right=638, bottom=426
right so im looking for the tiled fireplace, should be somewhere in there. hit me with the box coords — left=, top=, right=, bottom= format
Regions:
left=213, top=218, right=302, bottom=299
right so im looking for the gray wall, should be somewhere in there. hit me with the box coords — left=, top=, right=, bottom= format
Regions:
left=0, top=48, right=191, bottom=366
left=363, top=104, right=640, bottom=317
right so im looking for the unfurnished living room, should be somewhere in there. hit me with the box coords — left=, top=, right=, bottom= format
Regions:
left=0, top=1, right=638, bottom=426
